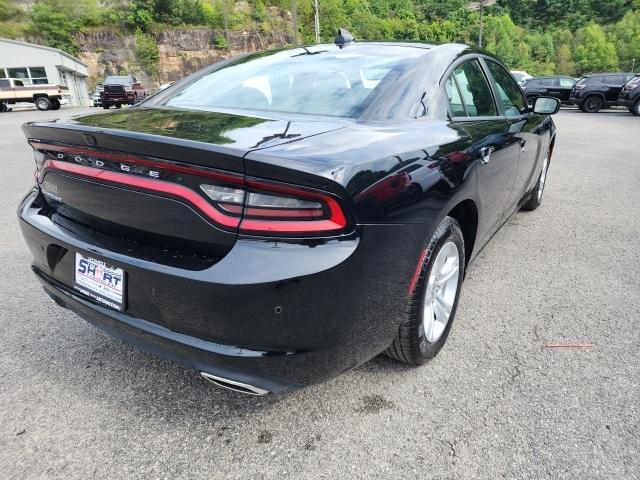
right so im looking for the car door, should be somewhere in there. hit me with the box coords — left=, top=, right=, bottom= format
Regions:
left=557, top=77, right=576, bottom=102
left=483, top=59, right=543, bottom=215
left=444, top=57, right=520, bottom=247
left=544, top=78, right=565, bottom=101
left=603, top=75, right=625, bottom=102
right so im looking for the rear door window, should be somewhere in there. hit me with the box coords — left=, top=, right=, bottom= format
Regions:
left=444, top=75, right=466, bottom=116
left=559, top=78, right=575, bottom=87
left=485, top=60, right=527, bottom=116
left=450, top=59, right=497, bottom=117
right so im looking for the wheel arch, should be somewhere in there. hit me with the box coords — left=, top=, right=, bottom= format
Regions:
left=32, top=93, right=49, bottom=100
left=446, top=199, right=478, bottom=270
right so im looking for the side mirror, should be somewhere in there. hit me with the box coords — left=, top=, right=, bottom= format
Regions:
left=533, top=96, right=560, bottom=115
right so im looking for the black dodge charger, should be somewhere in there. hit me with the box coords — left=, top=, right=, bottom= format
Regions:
left=18, top=34, right=559, bottom=394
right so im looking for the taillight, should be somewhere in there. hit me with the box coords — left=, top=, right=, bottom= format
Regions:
left=574, top=84, right=586, bottom=90
left=201, top=180, right=348, bottom=235
left=626, top=83, right=638, bottom=90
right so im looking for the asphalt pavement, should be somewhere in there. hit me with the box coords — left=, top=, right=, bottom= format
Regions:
left=0, top=106, right=638, bottom=479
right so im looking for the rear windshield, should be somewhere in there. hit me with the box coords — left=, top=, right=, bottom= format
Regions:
left=104, top=76, right=133, bottom=86
left=162, top=47, right=416, bottom=118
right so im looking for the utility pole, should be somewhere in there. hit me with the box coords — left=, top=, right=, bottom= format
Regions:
left=314, top=0, right=320, bottom=44
left=466, top=0, right=496, bottom=48
left=291, top=0, right=299, bottom=44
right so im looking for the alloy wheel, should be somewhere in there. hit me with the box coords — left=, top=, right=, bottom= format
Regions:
left=584, top=96, right=602, bottom=113
left=423, top=241, right=460, bottom=343
left=37, top=99, right=48, bottom=110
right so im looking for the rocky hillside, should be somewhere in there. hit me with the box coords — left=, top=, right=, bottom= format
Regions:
left=76, top=27, right=292, bottom=91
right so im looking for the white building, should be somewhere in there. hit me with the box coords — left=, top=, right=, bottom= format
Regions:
left=0, top=37, right=90, bottom=107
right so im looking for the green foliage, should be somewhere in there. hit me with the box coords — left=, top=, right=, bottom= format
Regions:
left=0, top=0, right=636, bottom=78
left=574, top=23, right=619, bottom=73
left=29, top=0, right=102, bottom=56
left=214, top=33, right=229, bottom=48
left=134, top=28, right=160, bottom=76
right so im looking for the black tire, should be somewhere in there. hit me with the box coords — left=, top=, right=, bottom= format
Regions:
left=102, top=104, right=110, bottom=109
left=385, top=216, right=465, bottom=365
left=115, top=103, right=122, bottom=109
left=522, top=154, right=550, bottom=211
left=51, top=99, right=61, bottom=110
left=35, top=96, right=52, bottom=111
left=581, top=95, right=603, bottom=113
left=631, top=101, right=640, bottom=117
left=0, top=102, right=7, bottom=113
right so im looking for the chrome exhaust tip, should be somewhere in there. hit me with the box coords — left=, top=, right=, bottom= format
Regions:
left=200, top=372, right=270, bottom=395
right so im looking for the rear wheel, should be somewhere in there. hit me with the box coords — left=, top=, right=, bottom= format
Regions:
left=522, top=155, right=549, bottom=211
left=581, top=95, right=603, bottom=113
left=385, top=217, right=465, bottom=365
left=115, top=103, right=122, bottom=109
left=51, top=99, right=61, bottom=110
left=0, top=102, right=7, bottom=113
left=631, top=101, right=640, bottom=117
left=102, top=104, right=110, bottom=109
left=35, top=97, right=52, bottom=111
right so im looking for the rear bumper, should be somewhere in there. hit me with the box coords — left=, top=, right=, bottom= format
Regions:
left=617, top=97, right=636, bottom=108
left=18, top=190, right=427, bottom=391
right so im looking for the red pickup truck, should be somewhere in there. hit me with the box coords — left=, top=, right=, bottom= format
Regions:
left=100, top=75, right=147, bottom=109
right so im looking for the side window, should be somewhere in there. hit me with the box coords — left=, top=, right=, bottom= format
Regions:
left=444, top=75, right=466, bottom=116
left=450, top=59, right=497, bottom=117
left=559, top=78, right=575, bottom=88
left=607, top=75, right=624, bottom=85
left=0, top=79, right=9, bottom=88
left=13, top=79, right=24, bottom=87
left=485, top=61, right=527, bottom=116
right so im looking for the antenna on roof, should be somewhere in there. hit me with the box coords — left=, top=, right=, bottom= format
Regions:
left=334, top=29, right=354, bottom=49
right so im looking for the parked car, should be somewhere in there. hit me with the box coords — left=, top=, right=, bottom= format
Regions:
left=521, top=76, right=576, bottom=104
left=100, top=75, right=146, bottom=109
left=569, top=73, right=635, bottom=113
left=18, top=33, right=559, bottom=394
left=91, top=85, right=103, bottom=107
left=510, top=70, right=532, bottom=85
left=0, top=78, right=70, bottom=111
left=618, top=75, right=640, bottom=116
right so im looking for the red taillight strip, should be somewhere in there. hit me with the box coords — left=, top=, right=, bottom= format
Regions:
left=30, top=141, right=243, bottom=185
left=240, top=179, right=348, bottom=233
left=45, top=160, right=241, bottom=228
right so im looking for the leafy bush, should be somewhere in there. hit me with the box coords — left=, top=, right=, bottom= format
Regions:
left=134, top=28, right=160, bottom=76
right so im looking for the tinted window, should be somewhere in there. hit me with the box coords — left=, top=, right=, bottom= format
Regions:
left=559, top=78, right=575, bottom=87
left=540, top=78, right=557, bottom=86
left=164, top=46, right=420, bottom=118
left=606, top=75, right=625, bottom=85
left=485, top=61, right=526, bottom=116
left=445, top=75, right=466, bottom=116
left=0, top=79, right=9, bottom=88
left=451, top=60, right=497, bottom=117
left=104, top=76, right=134, bottom=86
left=13, top=79, right=24, bottom=87
left=585, top=76, right=603, bottom=85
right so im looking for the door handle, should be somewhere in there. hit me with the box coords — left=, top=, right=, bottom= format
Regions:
left=479, top=146, right=495, bottom=164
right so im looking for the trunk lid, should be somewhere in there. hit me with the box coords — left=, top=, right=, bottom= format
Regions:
left=23, top=107, right=344, bottom=269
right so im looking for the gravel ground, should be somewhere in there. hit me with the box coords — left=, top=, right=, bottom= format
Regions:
left=0, top=106, right=638, bottom=479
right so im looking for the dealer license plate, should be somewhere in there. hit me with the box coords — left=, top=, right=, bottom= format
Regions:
left=74, top=253, right=126, bottom=311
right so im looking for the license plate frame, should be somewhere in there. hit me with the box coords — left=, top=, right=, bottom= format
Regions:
left=74, top=253, right=126, bottom=311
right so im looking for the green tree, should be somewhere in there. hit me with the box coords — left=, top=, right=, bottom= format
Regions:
left=573, top=23, right=619, bottom=73
left=611, top=10, right=640, bottom=71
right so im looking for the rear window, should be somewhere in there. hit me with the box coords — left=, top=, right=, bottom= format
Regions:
left=162, top=47, right=417, bottom=118
left=104, top=76, right=133, bottom=86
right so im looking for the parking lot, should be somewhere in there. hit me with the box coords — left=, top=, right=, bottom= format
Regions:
left=0, top=106, right=638, bottom=479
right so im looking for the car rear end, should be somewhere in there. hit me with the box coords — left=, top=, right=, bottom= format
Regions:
left=18, top=112, right=423, bottom=393
left=618, top=75, right=640, bottom=111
